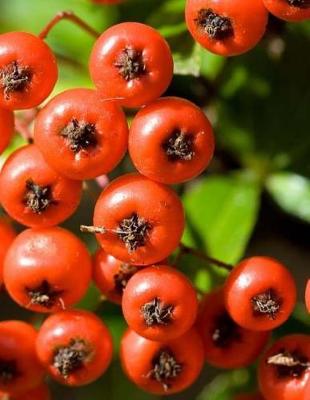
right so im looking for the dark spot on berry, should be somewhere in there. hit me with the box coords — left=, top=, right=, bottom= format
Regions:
left=195, top=9, right=234, bottom=40
left=114, top=47, right=146, bottom=81
left=53, top=338, right=91, bottom=379
left=0, top=359, right=19, bottom=384
left=162, top=131, right=195, bottom=162
left=26, top=280, right=64, bottom=309
left=287, top=0, right=310, bottom=8
left=267, top=348, right=310, bottom=379
left=24, top=179, right=56, bottom=214
left=147, top=348, right=182, bottom=391
left=211, top=310, right=242, bottom=348
left=251, top=288, right=282, bottom=320
left=113, top=263, right=137, bottom=295
left=0, top=61, right=32, bottom=100
left=117, top=213, right=151, bottom=252
left=61, top=119, right=97, bottom=154
left=141, top=297, right=174, bottom=327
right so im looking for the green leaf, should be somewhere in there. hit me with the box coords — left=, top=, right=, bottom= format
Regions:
left=183, top=173, right=261, bottom=264
left=266, top=172, right=310, bottom=223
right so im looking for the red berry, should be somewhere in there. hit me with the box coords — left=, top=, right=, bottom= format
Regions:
left=93, top=173, right=185, bottom=265
left=34, top=89, right=128, bottom=180
left=36, top=310, right=113, bottom=386
left=122, top=265, right=198, bottom=341
left=120, top=328, right=204, bottom=395
left=185, top=0, right=268, bottom=56
left=93, top=248, right=139, bottom=304
left=0, top=383, right=51, bottom=400
left=0, top=145, right=82, bottom=227
left=258, top=334, right=310, bottom=400
left=0, top=32, right=57, bottom=110
left=89, top=22, right=173, bottom=108
left=0, top=218, right=16, bottom=285
left=196, top=288, right=270, bottom=369
left=128, top=97, right=215, bottom=184
left=224, top=256, right=297, bottom=331
left=0, top=321, right=45, bottom=394
left=263, top=0, right=310, bottom=22
left=306, top=279, right=310, bottom=314
left=0, top=108, right=14, bottom=154
left=3, top=227, right=92, bottom=313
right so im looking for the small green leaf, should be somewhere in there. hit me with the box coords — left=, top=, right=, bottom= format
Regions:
left=266, top=172, right=310, bottom=223
left=183, top=173, right=261, bottom=264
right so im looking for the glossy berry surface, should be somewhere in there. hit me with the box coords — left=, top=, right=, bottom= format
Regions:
left=185, top=0, right=268, bottom=56
left=258, top=334, right=310, bottom=400
left=0, top=32, right=57, bottom=110
left=0, top=108, right=14, bottom=154
left=263, top=0, right=310, bottom=22
left=129, top=97, right=215, bottom=184
left=0, top=321, right=45, bottom=394
left=89, top=22, right=173, bottom=108
left=122, top=265, right=198, bottom=341
left=224, top=256, right=297, bottom=331
left=93, top=173, right=185, bottom=265
left=0, top=218, right=16, bottom=284
left=36, top=310, right=113, bottom=386
left=34, top=89, right=128, bottom=180
left=0, top=383, right=51, bottom=400
left=306, top=279, right=310, bottom=313
left=196, top=288, right=270, bottom=368
left=120, top=328, right=204, bottom=395
left=0, top=145, right=82, bottom=227
left=3, top=227, right=92, bottom=313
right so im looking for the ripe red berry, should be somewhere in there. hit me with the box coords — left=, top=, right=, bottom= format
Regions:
left=196, top=288, right=270, bottom=369
left=3, top=227, right=92, bottom=313
left=93, top=248, right=139, bottom=304
left=224, top=256, right=297, bottom=331
left=122, top=265, right=198, bottom=341
left=0, top=108, right=14, bottom=154
left=92, top=173, right=185, bottom=265
left=120, top=328, right=204, bottom=395
left=36, top=310, right=113, bottom=386
left=306, top=279, right=310, bottom=314
left=34, top=89, right=128, bottom=180
left=258, top=334, right=310, bottom=400
left=0, top=383, right=51, bottom=400
left=0, top=32, right=57, bottom=110
left=128, top=97, right=215, bottom=184
left=0, top=321, right=45, bottom=394
left=263, top=0, right=310, bottom=22
left=0, top=145, right=82, bottom=227
left=0, top=218, right=16, bottom=285
left=89, top=22, right=173, bottom=108
left=185, top=0, right=268, bottom=56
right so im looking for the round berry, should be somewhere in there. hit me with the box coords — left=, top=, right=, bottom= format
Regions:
left=0, top=321, right=45, bottom=394
left=196, top=288, right=270, bottom=369
left=120, top=328, right=204, bottom=395
left=92, top=173, right=185, bottom=265
left=0, top=383, right=51, bottom=400
left=128, top=97, right=215, bottom=184
left=0, top=32, right=57, bottom=110
left=36, top=310, right=113, bottom=386
left=4, top=227, right=92, bottom=313
left=89, top=22, right=173, bottom=108
left=93, top=248, right=139, bottom=304
left=263, top=0, right=310, bottom=22
left=122, top=265, right=198, bottom=341
left=0, top=218, right=16, bottom=284
left=185, top=0, right=268, bottom=56
left=258, top=334, right=310, bottom=400
left=34, top=89, right=128, bottom=180
left=306, top=279, right=310, bottom=314
left=224, top=256, right=297, bottom=331
left=0, top=108, right=14, bottom=154
left=0, top=145, right=82, bottom=227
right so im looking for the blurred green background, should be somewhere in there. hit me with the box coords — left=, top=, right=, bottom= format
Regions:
left=0, top=0, right=309, bottom=399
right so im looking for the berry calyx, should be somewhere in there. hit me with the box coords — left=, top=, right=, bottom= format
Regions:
left=60, top=119, right=97, bottom=153
left=0, top=61, right=32, bottom=100
left=195, top=9, right=234, bottom=40
left=23, top=179, right=55, bottom=214
left=53, top=339, right=91, bottom=379
left=147, top=349, right=182, bottom=391
left=267, top=349, right=310, bottom=378
left=114, top=47, right=146, bottom=81
left=113, top=263, right=138, bottom=294
left=162, top=131, right=194, bottom=162
left=117, top=213, right=151, bottom=252
left=287, top=0, right=310, bottom=8
left=211, top=310, right=241, bottom=348
left=0, top=360, right=19, bottom=385
left=251, top=288, right=282, bottom=320
left=26, top=280, right=63, bottom=309
left=141, top=298, right=174, bottom=327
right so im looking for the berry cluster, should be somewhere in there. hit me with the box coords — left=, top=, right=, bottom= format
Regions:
left=0, top=1, right=308, bottom=399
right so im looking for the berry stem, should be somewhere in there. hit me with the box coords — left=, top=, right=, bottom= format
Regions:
left=38, top=11, right=100, bottom=40
left=80, top=225, right=107, bottom=234
left=179, top=243, right=233, bottom=271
